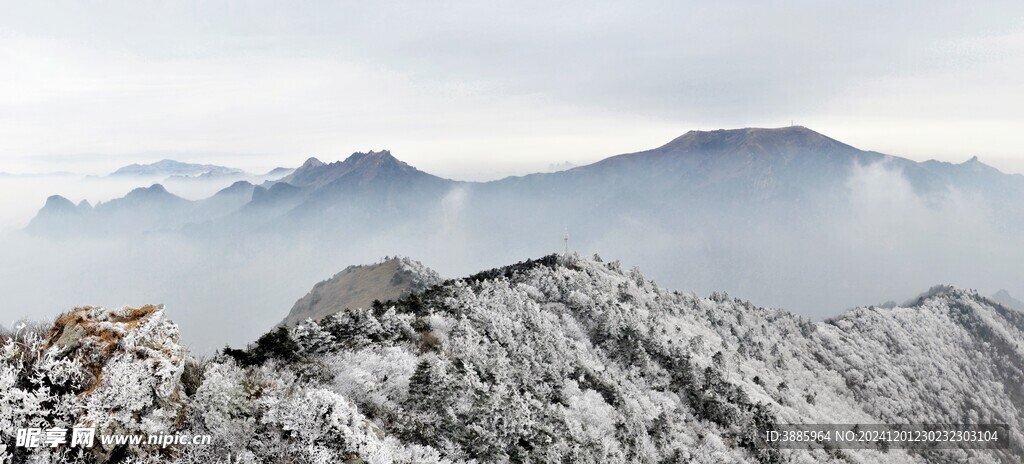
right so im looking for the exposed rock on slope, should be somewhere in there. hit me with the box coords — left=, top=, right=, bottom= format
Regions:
left=3, top=304, right=439, bottom=463
left=279, top=256, right=442, bottom=327
left=1, top=305, right=188, bottom=462
left=4, top=256, right=1023, bottom=463
left=262, top=255, right=1024, bottom=463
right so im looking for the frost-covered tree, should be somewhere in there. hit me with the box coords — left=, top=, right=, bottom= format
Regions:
left=3, top=255, right=1022, bottom=463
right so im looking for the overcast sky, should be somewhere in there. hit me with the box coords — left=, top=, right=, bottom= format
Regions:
left=2, top=1, right=1024, bottom=179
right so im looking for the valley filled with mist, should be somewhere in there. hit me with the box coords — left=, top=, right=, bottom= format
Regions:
left=2, top=126, right=1022, bottom=353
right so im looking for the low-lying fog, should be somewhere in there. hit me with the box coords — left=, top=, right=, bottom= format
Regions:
left=1, top=160, right=1022, bottom=353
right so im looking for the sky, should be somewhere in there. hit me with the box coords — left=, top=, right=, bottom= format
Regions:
left=2, top=1, right=1024, bottom=180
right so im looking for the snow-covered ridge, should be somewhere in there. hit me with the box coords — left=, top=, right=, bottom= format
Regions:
left=2, top=255, right=1022, bottom=462
left=394, top=255, right=443, bottom=290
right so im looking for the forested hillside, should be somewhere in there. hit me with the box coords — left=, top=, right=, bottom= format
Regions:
left=3, top=255, right=1021, bottom=463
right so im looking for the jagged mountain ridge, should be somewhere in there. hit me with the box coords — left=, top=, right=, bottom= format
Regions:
left=28, top=149, right=455, bottom=236
left=30, top=127, right=1024, bottom=237
left=274, top=150, right=440, bottom=189
left=4, top=255, right=1021, bottom=462
left=19, top=126, right=1024, bottom=352
left=26, top=182, right=257, bottom=237
left=253, top=150, right=458, bottom=230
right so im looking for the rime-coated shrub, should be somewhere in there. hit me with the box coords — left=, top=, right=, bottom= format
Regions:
left=4, top=256, right=1023, bottom=463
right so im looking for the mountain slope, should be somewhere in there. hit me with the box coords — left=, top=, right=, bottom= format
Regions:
left=18, top=127, right=1024, bottom=348
left=5, top=255, right=1022, bottom=462
left=279, top=256, right=442, bottom=327
left=483, top=126, right=1016, bottom=215
left=240, top=255, right=1024, bottom=463
left=30, top=127, right=1024, bottom=238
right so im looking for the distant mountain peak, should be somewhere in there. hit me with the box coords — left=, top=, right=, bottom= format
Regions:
left=683, top=125, right=814, bottom=136
left=340, top=150, right=404, bottom=169
left=26, top=195, right=85, bottom=235
left=991, top=289, right=1024, bottom=311
left=263, top=166, right=295, bottom=178
left=954, top=155, right=1005, bottom=175
left=342, top=149, right=413, bottom=175
left=126, top=183, right=171, bottom=198
left=40, top=195, right=78, bottom=213
left=300, top=157, right=325, bottom=169
left=675, top=125, right=819, bottom=138
left=579, top=125, right=877, bottom=179
left=119, top=184, right=190, bottom=207
left=277, top=149, right=438, bottom=189
left=110, top=159, right=242, bottom=177
left=347, top=149, right=394, bottom=159
left=214, top=180, right=255, bottom=196
left=661, top=126, right=854, bottom=154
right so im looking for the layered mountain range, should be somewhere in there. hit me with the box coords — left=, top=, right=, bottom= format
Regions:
left=15, top=126, right=1024, bottom=351
left=32, top=127, right=1024, bottom=238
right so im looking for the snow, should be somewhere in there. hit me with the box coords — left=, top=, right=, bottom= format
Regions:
left=2, top=256, right=1022, bottom=462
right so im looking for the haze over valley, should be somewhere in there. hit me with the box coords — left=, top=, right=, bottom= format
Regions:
left=6, top=3, right=1024, bottom=461
left=3, top=126, right=1022, bottom=352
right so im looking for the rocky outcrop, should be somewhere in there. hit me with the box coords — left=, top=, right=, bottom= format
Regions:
left=2, top=305, right=188, bottom=462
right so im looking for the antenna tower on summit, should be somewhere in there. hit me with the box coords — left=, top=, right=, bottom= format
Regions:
left=563, top=228, right=570, bottom=257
